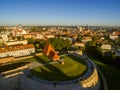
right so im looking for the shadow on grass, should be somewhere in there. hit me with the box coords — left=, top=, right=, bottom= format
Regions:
left=31, top=54, right=88, bottom=81
left=31, top=55, right=81, bottom=81
left=33, top=55, right=51, bottom=64
left=31, top=55, right=70, bottom=81
left=31, top=64, right=72, bottom=81
left=0, top=62, right=29, bottom=73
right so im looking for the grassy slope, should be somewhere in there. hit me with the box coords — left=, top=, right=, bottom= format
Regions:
left=31, top=55, right=87, bottom=81
left=15, top=55, right=51, bottom=63
left=0, top=55, right=50, bottom=72
left=91, top=58, right=120, bottom=90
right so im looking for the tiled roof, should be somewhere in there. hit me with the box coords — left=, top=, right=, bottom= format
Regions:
left=0, top=44, right=34, bottom=53
left=43, top=44, right=60, bottom=61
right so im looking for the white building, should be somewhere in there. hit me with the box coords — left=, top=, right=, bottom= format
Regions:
left=74, top=42, right=85, bottom=47
left=101, top=44, right=111, bottom=50
left=35, top=33, right=44, bottom=39
left=109, top=35, right=118, bottom=40
left=5, top=40, right=28, bottom=46
left=78, top=26, right=83, bottom=32
left=45, top=34, right=55, bottom=39
left=12, top=25, right=27, bottom=36
left=0, top=44, right=35, bottom=58
left=82, top=37, right=92, bottom=42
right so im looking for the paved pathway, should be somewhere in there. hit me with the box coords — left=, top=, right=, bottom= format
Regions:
left=97, top=69, right=108, bottom=90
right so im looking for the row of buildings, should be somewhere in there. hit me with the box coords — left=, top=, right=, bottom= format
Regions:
left=0, top=40, right=35, bottom=58
left=0, top=25, right=120, bottom=59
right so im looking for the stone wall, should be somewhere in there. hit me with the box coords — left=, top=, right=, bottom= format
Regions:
left=0, top=68, right=100, bottom=90
left=0, top=65, right=28, bottom=90
left=80, top=68, right=99, bottom=88
left=20, top=76, right=83, bottom=90
left=20, top=74, right=99, bottom=90
left=0, top=72, right=22, bottom=90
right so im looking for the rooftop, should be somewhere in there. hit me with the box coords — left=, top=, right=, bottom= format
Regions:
left=0, top=44, right=34, bottom=53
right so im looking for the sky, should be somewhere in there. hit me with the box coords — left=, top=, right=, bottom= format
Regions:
left=0, top=0, right=120, bottom=26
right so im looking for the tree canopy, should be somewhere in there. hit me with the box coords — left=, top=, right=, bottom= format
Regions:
left=48, top=37, right=71, bottom=51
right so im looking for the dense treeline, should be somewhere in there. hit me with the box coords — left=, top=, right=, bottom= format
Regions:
left=33, top=37, right=71, bottom=52
left=85, top=41, right=120, bottom=67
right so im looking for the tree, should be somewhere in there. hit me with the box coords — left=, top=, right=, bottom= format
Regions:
left=64, top=39, right=71, bottom=49
left=47, top=37, right=71, bottom=51
left=39, top=40, right=46, bottom=49
left=34, top=43, right=39, bottom=52
left=0, top=42, right=3, bottom=47
left=76, top=36, right=82, bottom=42
left=92, top=35, right=98, bottom=41
left=26, top=38, right=34, bottom=44
left=56, top=44, right=62, bottom=50
left=114, top=38, right=120, bottom=46
left=85, top=41, right=103, bottom=60
left=17, top=36, right=21, bottom=40
left=21, top=36, right=25, bottom=40
left=86, top=41, right=95, bottom=46
left=12, top=36, right=16, bottom=40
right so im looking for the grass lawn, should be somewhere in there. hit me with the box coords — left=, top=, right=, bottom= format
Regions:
left=2, top=55, right=51, bottom=65
left=31, top=55, right=87, bottom=81
left=91, top=57, right=120, bottom=90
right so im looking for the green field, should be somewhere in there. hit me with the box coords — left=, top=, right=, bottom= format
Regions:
left=31, top=55, right=87, bottom=81
left=91, top=57, right=120, bottom=90
left=16, top=55, right=51, bottom=63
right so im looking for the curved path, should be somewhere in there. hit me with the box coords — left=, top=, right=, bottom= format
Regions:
left=97, top=68, right=108, bottom=90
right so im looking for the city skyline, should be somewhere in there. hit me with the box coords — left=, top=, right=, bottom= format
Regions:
left=0, top=0, right=120, bottom=26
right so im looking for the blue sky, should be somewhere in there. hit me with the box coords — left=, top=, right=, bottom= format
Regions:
left=0, top=0, right=120, bottom=26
